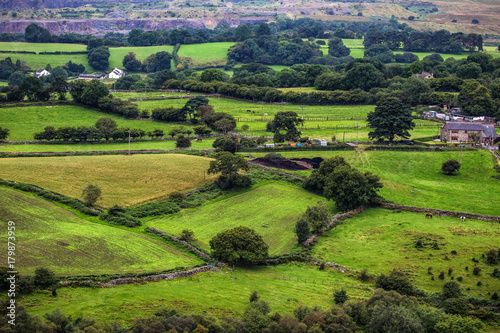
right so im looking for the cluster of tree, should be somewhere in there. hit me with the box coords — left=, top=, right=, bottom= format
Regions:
left=207, top=151, right=251, bottom=189
left=303, top=156, right=384, bottom=211
left=0, top=266, right=57, bottom=298
left=0, top=286, right=488, bottom=332
left=364, top=28, right=483, bottom=53
left=294, top=202, right=330, bottom=244
left=32, top=118, right=158, bottom=142
left=0, top=127, right=9, bottom=141
left=0, top=57, right=30, bottom=80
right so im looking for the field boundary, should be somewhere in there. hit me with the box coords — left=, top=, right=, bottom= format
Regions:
left=382, top=203, right=500, bottom=222
left=146, top=227, right=212, bottom=259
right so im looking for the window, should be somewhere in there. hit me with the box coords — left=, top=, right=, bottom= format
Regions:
left=451, top=136, right=458, bottom=141
left=451, top=130, right=458, bottom=134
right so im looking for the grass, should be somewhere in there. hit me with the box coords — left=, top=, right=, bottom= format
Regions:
left=0, top=186, right=201, bottom=276
left=111, top=91, right=202, bottom=99
left=0, top=53, right=90, bottom=72
left=147, top=183, right=330, bottom=255
left=243, top=150, right=500, bottom=216
left=0, top=139, right=217, bottom=153
left=177, top=42, right=234, bottom=64
left=0, top=42, right=87, bottom=53
left=0, top=104, right=198, bottom=141
left=22, top=263, right=371, bottom=325
left=108, top=45, right=175, bottom=70
left=312, top=208, right=500, bottom=297
left=0, top=154, right=217, bottom=207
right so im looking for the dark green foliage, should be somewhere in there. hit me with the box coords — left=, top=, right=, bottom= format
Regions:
left=19, top=76, right=44, bottom=101
left=368, top=304, right=423, bottom=333
left=33, top=267, right=56, bottom=289
left=302, top=201, right=329, bottom=233
left=88, top=46, right=110, bottom=71
left=81, top=184, right=101, bottom=206
left=122, top=52, right=142, bottom=72
left=473, top=267, right=481, bottom=275
left=294, top=218, right=311, bottom=244
left=151, top=107, right=185, bottom=122
left=114, top=74, right=141, bottom=90
left=239, top=137, right=257, bottom=148
left=208, top=151, right=251, bottom=189
left=0, top=127, right=9, bottom=140
left=179, top=229, right=196, bottom=242
left=334, top=289, right=348, bottom=304
left=358, top=268, right=372, bottom=282
left=143, top=51, right=172, bottom=72
left=183, top=95, right=209, bottom=120
left=176, top=135, right=192, bottom=149
left=95, top=117, right=117, bottom=141
left=127, top=200, right=180, bottom=218
left=100, top=205, right=141, bottom=227
left=250, top=291, right=260, bottom=303
left=438, top=271, right=445, bottom=279
left=328, top=37, right=351, bottom=57
left=484, top=249, right=499, bottom=265
left=375, top=271, right=418, bottom=296
left=206, top=112, right=236, bottom=133
left=212, top=136, right=239, bottom=153
left=367, top=97, right=415, bottom=143
left=270, top=111, right=303, bottom=143
left=442, top=281, right=461, bottom=299
left=441, top=159, right=461, bottom=175
left=209, top=226, right=269, bottom=266
left=442, top=298, right=469, bottom=315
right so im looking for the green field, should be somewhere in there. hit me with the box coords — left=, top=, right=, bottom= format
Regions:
left=0, top=187, right=201, bottom=275
left=244, top=150, right=500, bottom=216
left=0, top=104, right=198, bottom=141
left=0, top=42, right=87, bottom=53
left=23, top=263, right=370, bottom=324
left=0, top=154, right=217, bottom=207
left=313, top=208, right=500, bottom=297
left=0, top=52, right=90, bottom=72
left=178, top=42, right=234, bottom=65
left=148, top=183, right=330, bottom=255
left=108, top=45, right=175, bottom=70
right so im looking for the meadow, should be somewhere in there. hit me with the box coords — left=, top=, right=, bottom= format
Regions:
left=23, top=263, right=371, bottom=325
left=244, top=150, right=500, bottom=216
left=0, top=42, right=87, bottom=53
left=108, top=45, right=175, bottom=70
left=0, top=52, right=90, bottom=72
left=177, top=42, right=234, bottom=65
left=0, top=154, right=217, bottom=207
left=147, top=183, right=330, bottom=255
left=312, top=208, right=500, bottom=297
left=0, top=104, right=198, bottom=141
left=0, top=187, right=201, bottom=275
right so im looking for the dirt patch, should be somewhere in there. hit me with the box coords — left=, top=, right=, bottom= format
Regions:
left=250, top=157, right=323, bottom=171
left=56, top=241, right=69, bottom=246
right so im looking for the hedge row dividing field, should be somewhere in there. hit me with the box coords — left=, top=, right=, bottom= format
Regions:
left=0, top=187, right=202, bottom=276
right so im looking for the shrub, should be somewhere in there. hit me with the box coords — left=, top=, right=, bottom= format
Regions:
left=443, top=298, right=469, bottom=315
left=485, top=249, right=499, bottom=265
left=358, top=268, right=372, bottom=282
left=81, top=183, right=101, bottom=206
left=442, top=281, right=461, bottom=299
left=375, top=270, right=418, bottom=296
left=438, top=271, right=445, bottom=280
left=168, top=191, right=185, bottom=200
left=451, top=250, right=457, bottom=255
left=179, top=229, right=196, bottom=242
left=473, top=267, right=481, bottom=275
left=34, top=267, right=57, bottom=289
left=457, top=276, right=463, bottom=282
left=448, top=268, right=453, bottom=275
left=441, top=159, right=460, bottom=175
left=334, top=289, right=348, bottom=304
left=294, top=217, right=311, bottom=244
left=176, top=135, right=192, bottom=149
left=492, top=292, right=498, bottom=300
left=477, top=281, right=482, bottom=286
left=250, top=291, right=260, bottom=303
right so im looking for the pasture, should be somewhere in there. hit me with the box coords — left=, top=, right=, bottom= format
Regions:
left=0, top=187, right=201, bottom=275
left=177, top=42, right=234, bottom=66
left=0, top=104, right=198, bottom=141
left=0, top=42, right=87, bottom=53
left=23, top=263, right=370, bottom=324
left=0, top=52, right=89, bottom=72
left=244, top=150, right=500, bottom=216
left=0, top=154, right=217, bottom=207
left=312, top=208, right=500, bottom=297
left=108, top=45, right=175, bottom=70
left=147, top=183, right=330, bottom=255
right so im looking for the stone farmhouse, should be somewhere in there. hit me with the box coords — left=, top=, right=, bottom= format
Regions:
left=440, top=122, right=499, bottom=146
left=412, top=71, right=434, bottom=79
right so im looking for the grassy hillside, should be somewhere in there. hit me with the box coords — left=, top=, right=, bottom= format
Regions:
left=0, top=104, right=197, bottom=141
left=108, top=45, right=175, bottom=69
left=178, top=42, right=234, bottom=66
left=244, top=150, right=500, bottom=216
left=23, top=263, right=370, bottom=324
left=0, top=42, right=87, bottom=52
left=148, top=183, right=330, bottom=255
left=312, top=208, right=500, bottom=297
left=0, top=187, right=201, bottom=275
left=0, top=52, right=89, bottom=72
left=0, top=154, right=217, bottom=207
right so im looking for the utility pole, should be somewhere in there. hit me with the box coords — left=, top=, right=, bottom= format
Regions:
left=356, top=122, right=359, bottom=143
left=299, top=107, right=304, bottom=129
left=128, top=130, right=131, bottom=155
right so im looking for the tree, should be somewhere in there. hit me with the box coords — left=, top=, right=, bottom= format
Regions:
left=95, top=117, right=117, bottom=141
left=8, top=71, right=25, bottom=87
left=34, top=267, right=56, bottom=288
left=80, top=80, right=109, bottom=107
left=334, top=289, right=348, bottom=304
left=179, top=229, right=196, bottom=242
left=294, top=218, right=311, bottom=244
left=88, top=46, right=110, bottom=71
left=143, top=51, right=172, bottom=72
left=115, top=75, right=141, bottom=90
left=25, top=23, right=51, bottom=43
left=270, top=111, right=303, bottom=143
left=207, top=151, right=251, bottom=189
left=122, top=52, right=142, bottom=72
left=152, top=69, right=176, bottom=89
left=183, top=96, right=209, bottom=120
left=343, top=62, right=384, bottom=91
left=367, top=97, right=415, bottom=143
left=302, top=202, right=329, bottom=233
left=442, top=281, right=461, bottom=299
left=50, top=76, right=69, bottom=100
left=441, top=159, right=460, bottom=175
left=328, top=37, right=351, bottom=57
left=201, top=68, right=226, bottom=82
left=19, top=76, right=44, bottom=101
left=176, top=135, right=192, bottom=149
left=471, top=19, right=479, bottom=24
left=209, top=226, right=268, bottom=265
left=212, top=136, right=239, bottom=153
left=86, top=38, right=104, bottom=53
left=82, top=184, right=102, bottom=206
left=0, top=127, right=9, bottom=140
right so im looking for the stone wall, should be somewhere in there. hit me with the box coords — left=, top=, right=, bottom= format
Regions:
left=382, top=203, right=500, bottom=222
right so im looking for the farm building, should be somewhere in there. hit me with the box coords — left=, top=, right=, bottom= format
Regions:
left=78, top=74, right=106, bottom=80
left=440, top=122, right=499, bottom=145
left=412, top=71, right=434, bottom=79
left=107, top=68, right=126, bottom=79
left=35, top=69, right=50, bottom=78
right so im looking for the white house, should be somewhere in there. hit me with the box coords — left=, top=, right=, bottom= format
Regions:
left=107, top=68, right=126, bottom=79
left=35, top=69, right=50, bottom=78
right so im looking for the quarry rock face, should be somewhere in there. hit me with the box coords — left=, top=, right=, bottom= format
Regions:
left=0, top=19, right=206, bottom=35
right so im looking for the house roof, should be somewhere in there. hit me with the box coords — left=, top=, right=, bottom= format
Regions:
left=482, top=125, right=498, bottom=138
left=445, top=122, right=486, bottom=131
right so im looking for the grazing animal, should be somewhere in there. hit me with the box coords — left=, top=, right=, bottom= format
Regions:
left=425, top=213, right=433, bottom=219
left=436, top=212, right=441, bottom=218
left=460, top=216, right=466, bottom=221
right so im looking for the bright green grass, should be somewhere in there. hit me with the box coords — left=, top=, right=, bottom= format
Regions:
left=147, top=183, right=330, bottom=255
left=243, top=150, right=500, bottom=215
left=108, top=45, right=174, bottom=69
left=0, top=139, right=217, bottom=153
left=313, top=208, right=500, bottom=297
left=0, top=81, right=7, bottom=86
left=278, top=87, right=318, bottom=92
left=0, top=42, right=87, bottom=53
left=111, top=91, right=202, bottom=99
left=177, top=42, right=235, bottom=64
left=0, top=53, right=90, bottom=72
left=341, top=39, right=364, bottom=48
left=0, top=104, right=198, bottom=141
left=0, top=187, right=201, bottom=276
left=349, top=48, right=365, bottom=58
left=393, top=51, right=469, bottom=61
left=23, top=263, right=371, bottom=324
left=0, top=154, right=217, bottom=207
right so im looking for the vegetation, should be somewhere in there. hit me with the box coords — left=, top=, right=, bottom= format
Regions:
left=367, top=97, right=415, bottom=143
left=207, top=151, right=251, bottom=189
left=442, top=159, right=461, bottom=175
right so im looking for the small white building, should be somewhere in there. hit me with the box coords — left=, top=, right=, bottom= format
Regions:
left=35, top=69, right=50, bottom=78
left=78, top=74, right=106, bottom=80
left=107, top=68, right=126, bottom=79
left=318, top=139, right=328, bottom=146
left=265, top=143, right=275, bottom=148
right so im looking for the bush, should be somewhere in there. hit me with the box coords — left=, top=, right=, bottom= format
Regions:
left=250, top=291, right=260, bottom=303
left=334, top=289, right=348, bottom=304
left=473, top=267, right=481, bottom=275
left=485, top=249, right=499, bottom=265
left=441, top=159, right=460, bottom=175
left=442, top=281, right=461, bottom=299
left=457, top=276, right=463, bottom=282
left=34, top=267, right=57, bottom=289
left=375, top=270, right=418, bottom=296
left=358, top=268, right=372, bottom=281
left=438, top=271, right=445, bottom=280
left=179, top=229, right=196, bottom=242
left=176, top=135, right=192, bottom=149
left=442, top=298, right=469, bottom=315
